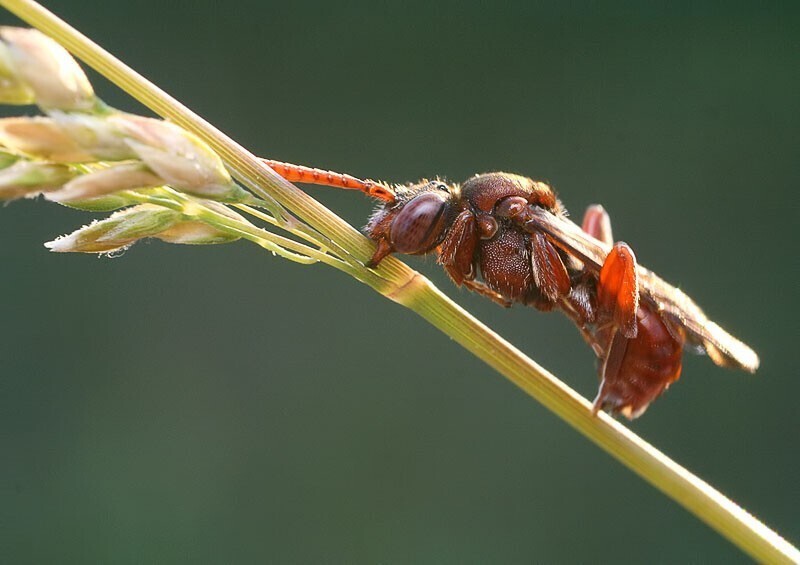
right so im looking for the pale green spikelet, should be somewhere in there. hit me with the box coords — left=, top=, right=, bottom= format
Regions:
left=46, top=162, right=162, bottom=203
left=0, top=159, right=75, bottom=199
left=44, top=203, right=182, bottom=253
left=0, top=26, right=95, bottom=110
left=109, top=114, right=249, bottom=201
left=0, top=40, right=33, bottom=103
left=155, top=221, right=241, bottom=245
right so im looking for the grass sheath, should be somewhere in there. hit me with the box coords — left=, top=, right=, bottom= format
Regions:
left=0, top=0, right=797, bottom=561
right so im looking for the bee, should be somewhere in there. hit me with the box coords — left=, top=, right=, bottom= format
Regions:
left=263, top=159, right=759, bottom=418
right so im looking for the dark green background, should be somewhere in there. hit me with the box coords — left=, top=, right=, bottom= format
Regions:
left=1, top=1, right=797, bottom=563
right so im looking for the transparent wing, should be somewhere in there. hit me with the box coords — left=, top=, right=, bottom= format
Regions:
left=523, top=207, right=759, bottom=373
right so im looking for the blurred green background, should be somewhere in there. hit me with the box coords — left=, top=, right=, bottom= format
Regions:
left=1, top=1, right=798, bottom=563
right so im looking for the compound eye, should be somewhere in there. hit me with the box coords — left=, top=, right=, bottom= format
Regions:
left=390, top=192, right=449, bottom=254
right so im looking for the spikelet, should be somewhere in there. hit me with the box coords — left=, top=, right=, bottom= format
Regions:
left=0, top=27, right=249, bottom=204
left=109, top=114, right=248, bottom=201
left=0, top=115, right=128, bottom=162
left=0, top=26, right=95, bottom=111
left=155, top=200, right=246, bottom=245
left=0, top=160, right=75, bottom=199
left=45, top=204, right=182, bottom=253
left=0, top=27, right=295, bottom=258
left=46, top=163, right=163, bottom=203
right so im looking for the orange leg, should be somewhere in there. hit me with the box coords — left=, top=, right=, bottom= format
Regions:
left=261, top=159, right=396, bottom=203
left=581, top=206, right=639, bottom=339
left=581, top=204, right=613, bottom=245
left=597, top=242, right=639, bottom=339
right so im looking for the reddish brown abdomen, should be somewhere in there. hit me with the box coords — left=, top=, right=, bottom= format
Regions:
left=599, top=302, right=685, bottom=417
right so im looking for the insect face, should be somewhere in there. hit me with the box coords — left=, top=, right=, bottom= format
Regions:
left=366, top=181, right=455, bottom=261
left=390, top=190, right=450, bottom=254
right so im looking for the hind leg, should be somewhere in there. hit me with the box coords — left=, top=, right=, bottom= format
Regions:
left=581, top=205, right=639, bottom=339
left=581, top=204, right=613, bottom=245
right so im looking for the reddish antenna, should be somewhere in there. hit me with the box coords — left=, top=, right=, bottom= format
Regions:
left=262, top=159, right=395, bottom=203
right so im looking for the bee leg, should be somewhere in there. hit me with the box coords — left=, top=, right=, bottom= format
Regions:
left=581, top=204, right=613, bottom=245
left=463, top=279, right=513, bottom=307
left=493, top=196, right=572, bottom=304
left=366, top=238, right=395, bottom=268
left=365, top=206, right=397, bottom=268
left=579, top=205, right=639, bottom=337
left=597, top=242, right=639, bottom=339
left=437, top=210, right=510, bottom=306
left=530, top=231, right=572, bottom=303
left=495, top=197, right=632, bottom=320
left=592, top=328, right=632, bottom=416
left=438, top=210, right=478, bottom=285
left=559, top=277, right=604, bottom=355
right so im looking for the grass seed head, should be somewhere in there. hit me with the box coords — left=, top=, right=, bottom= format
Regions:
left=110, top=114, right=248, bottom=201
left=156, top=221, right=241, bottom=245
left=45, top=203, right=182, bottom=253
left=46, top=162, right=162, bottom=203
left=0, top=27, right=95, bottom=111
left=0, top=40, right=34, bottom=104
left=0, top=160, right=75, bottom=199
left=0, top=114, right=135, bottom=162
